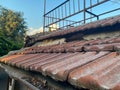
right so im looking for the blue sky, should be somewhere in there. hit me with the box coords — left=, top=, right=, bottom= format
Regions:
left=0, top=0, right=44, bottom=28
left=0, top=0, right=67, bottom=35
left=0, top=0, right=65, bottom=29
left=0, top=0, right=120, bottom=35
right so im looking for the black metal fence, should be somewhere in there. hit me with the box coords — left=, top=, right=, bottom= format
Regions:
left=43, top=0, right=120, bottom=32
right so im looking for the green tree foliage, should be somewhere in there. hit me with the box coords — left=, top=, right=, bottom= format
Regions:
left=0, top=6, right=27, bottom=56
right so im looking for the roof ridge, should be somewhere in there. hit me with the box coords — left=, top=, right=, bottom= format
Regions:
left=25, top=14, right=120, bottom=47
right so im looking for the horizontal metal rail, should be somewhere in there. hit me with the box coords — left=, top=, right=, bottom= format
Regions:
left=45, top=0, right=109, bottom=26
left=43, top=0, right=120, bottom=32
left=44, top=0, right=70, bottom=16
left=98, top=7, right=120, bottom=16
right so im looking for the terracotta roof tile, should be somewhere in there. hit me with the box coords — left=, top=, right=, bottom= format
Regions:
left=18, top=37, right=120, bottom=54
left=68, top=52, right=118, bottom=89
left=84, top=43, right=117, bottom=51
left=0, top=55, right=23, bottom=63
left=8, top=54, right=39, bottom=66
left=79, top=60, right=120, bottom=89
left=45, top=52, right=108, bottom=81
left=19, top=53, right=48, bottom=68
left=1, top=16, right=120, bottom=90
left=112, top=84, right=120, bottom=90
left=33, top=53, right=78, bottom=73
left=1, top=42, right=120, bottom=90
left=21, top=53, right=61, bottom=70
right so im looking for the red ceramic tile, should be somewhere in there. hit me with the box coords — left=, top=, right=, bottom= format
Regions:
left=22, top=53, right=61, bottom=70
left=68, top=52, right=119, bottom=89
left=112, top=84, right=120, bottom=90
left=8, top=54, right=38, bottom=66
left=0, top=55, right=23, bottom=63
left=39, top=53, right=80, bottom=75
left=41, top=52, right=108, bottom=81
left=1, top=15, right=120, bottom=90
left=84, top=44, right=114, bottom=51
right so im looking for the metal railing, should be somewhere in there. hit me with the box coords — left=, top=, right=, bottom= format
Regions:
left=43, top=0, right=120, bottom=32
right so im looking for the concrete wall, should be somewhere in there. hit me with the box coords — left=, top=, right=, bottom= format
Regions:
left=34, top=38, right=66, bottom=47
left=83, top=30, right=120, bottom=40
left=31, top=30, right=120, bottom=47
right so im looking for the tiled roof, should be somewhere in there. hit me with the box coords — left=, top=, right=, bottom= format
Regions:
left=14, top=37, right=120, bottom=54
left=25, top=15, right=120, bottom=47
left=1, top=36, right=120, bottom=90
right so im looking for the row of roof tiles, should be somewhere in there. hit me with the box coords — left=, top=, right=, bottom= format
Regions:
left=17, top=37, right=120, bottom=54
left=1, top=37, right=120, bottom=89
left=26, top=15, right=120, bottom=46
left=1, top=51, right=120, bottom=90
left=1, top=14, right=120, bottom=89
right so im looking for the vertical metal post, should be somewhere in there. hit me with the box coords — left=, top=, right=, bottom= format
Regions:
left=52, top=12, right=54, bottom=24
left=78, top=0, right=80, bottom=11
left=63, top=20, right=64, bottom=29
left=65, top=3, right=67, bottom=17
left=97, top=16, right=99, bottom=20
left=90, top=0, right=92, bottom=22
left=53, top=11, right=54, bottom=22
left=58, top=7, right=60, bottom=19
left=73, top=0, right=75, bottom=13
left=55, top=10, right=57, bottom=21
left=43, top=0, right=46, bottom=34
left=11, top=79, right=15, bottom=90
left=69, top=1, right=71, bottom=15
left=84, top=0, right=86, bottom=24
left=8, top=78, right=15, bottom=90
left=62, top=5, right=64, bottom=18
left=97, top=0, right=99, bottom=3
